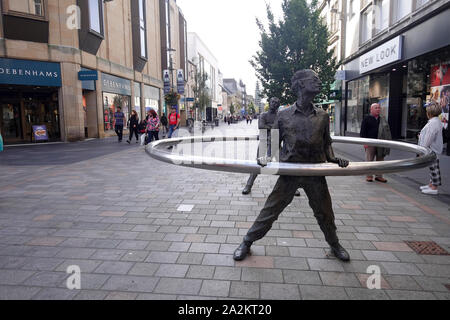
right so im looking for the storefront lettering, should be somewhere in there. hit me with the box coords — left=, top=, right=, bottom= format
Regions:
left=0, top=67, right=58, bottom=78
left=360, top=36, right=403, bottom=74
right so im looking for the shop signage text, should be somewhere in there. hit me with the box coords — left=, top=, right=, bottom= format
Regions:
left=102, top=73, right=131, bottom=96
left=359, top=36, right=403, bottom=74
left=32, top=125, right=49, bottom=142
left=0, top=58, right=61, bottom=87
left=78, top=70, right=98, bottom=81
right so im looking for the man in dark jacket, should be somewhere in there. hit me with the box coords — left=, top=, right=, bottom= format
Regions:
left=160, top=113, right=168, bottom=137
left=360, top=103, right=392, bottom=183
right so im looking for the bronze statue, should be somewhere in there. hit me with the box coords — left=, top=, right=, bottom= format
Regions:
left=233, top=69, right=351, bottom=262
left=242, top=98, right=301, bottom=197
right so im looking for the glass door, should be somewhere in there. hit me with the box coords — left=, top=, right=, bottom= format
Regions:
left=1, top=102, right=22, bottom=143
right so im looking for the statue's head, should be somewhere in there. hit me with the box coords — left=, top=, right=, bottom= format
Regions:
left=291, top=69, right=321, bottom=97
left=269, top=97, right=280, bottom=111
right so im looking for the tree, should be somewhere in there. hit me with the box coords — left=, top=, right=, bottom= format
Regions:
left=251, top=0, right=337, bottom=105
left=193, top=70, right=211, bottom=120
left=230, top=103, right=235, bottom=115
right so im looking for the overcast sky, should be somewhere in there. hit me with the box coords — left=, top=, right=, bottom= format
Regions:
left=177, top=0, right=284, bottom=97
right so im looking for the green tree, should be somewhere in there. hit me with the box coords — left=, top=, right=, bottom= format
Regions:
left=193, top=70, right=211, bottom=119
left=251, top=0, right=337, bottom=105
left=230, top=103, right=235, bottom=115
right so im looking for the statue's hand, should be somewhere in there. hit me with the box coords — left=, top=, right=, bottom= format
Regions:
left=257, top=156, right=272, bottom=167
left=332, top=157, right=349, bottom=168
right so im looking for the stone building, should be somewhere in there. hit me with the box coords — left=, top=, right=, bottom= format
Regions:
left=0, top=0, right=186, bottom=144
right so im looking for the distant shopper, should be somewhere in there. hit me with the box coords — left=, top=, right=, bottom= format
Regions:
left=160, top=113, right=169, bottom=137
left=127, top=110, right=140, bottom=144
left=114, top=106, right=125, bottom=143
left=168, top=107, right=180, bottom=138
left=0, top=133, right=3, bottom=152
left=419, top=102, right=444, bottom=195
left=360, top=103, right=392, bottom=183
left=146, top=109, right=160, bottom=143
left=227, top=116, right=231, bottom=125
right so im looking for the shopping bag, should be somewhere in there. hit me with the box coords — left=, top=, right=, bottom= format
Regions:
left=140, top=133, right=146, bottom=146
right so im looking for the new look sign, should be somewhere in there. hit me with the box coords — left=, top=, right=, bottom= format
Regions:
left=359, top=36, right=403, bottom=74
left=0, top=58, right=61, bottom=87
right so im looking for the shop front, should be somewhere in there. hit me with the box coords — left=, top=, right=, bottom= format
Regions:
left=101, top=73, right=131, bottom=134
left=143, top=84, right=160, bottom=116
left=0, top=58, right=62, bottom=144
left=343, top=10, right=450, bottom=143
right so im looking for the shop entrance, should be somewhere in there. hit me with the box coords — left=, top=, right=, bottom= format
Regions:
left=0, top=85, right=60, bottom=144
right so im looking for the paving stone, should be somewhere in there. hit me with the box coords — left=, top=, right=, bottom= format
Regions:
left=241, top=268, right=283, bottom=283
left=155, top=264, right=189, bottom=278
left=413, top=276, right=450, bottom=292
left=55, top=248, right=96, bottom=259
left=299, top=285, right=349, bottom=300
left=146, top=251, right=179, bottom=264
left=229, top=281, right=260, bottom=299
left=186, top=265, right=215, bottom=279
left=154, top=278, right=202, bottom=295
left=202, top=254, right=235, bottom=267
left=128, top=263, right=159, bottom=277
left=356, top=273, right=391, bottom=290
left=416, top=264, right=450, bottom=277
left=104, top=291, right=138, bottom=300
left=380, top=262, right=423, bottom=276
left=136, top=293, right=177, bottom=300
left=0, top=285, right=41, bottom=299
left=31, top=287, right=78, bottom=300
left=307, top=259, right=345, bottom=272
left=199, top=280, right=230, bottom=297
left=289, top=247, right=327, bottom=258
left=102, top=275, right=158, bottom=293
left=94, top=261, right=134, bottom=275
left=121, top=250, right=149, bottom=262
left=0, top=270, right=36, bottom=285
left=74, top=290, right=109, bottom=300
left=177, top=253, right=204, bottom=265
left=213, top=267, right=242, bottom=281
left=345, top=287, right=390, bottom=300
left=90, top=249, right=126, bottom=261
left=235, top=256, right=274, bottom=269
left=189, top=243, right=220, bottom=254
left=283, top=270, right=322, bottom=285
left=362, top=250, right=400, bottom=262
left=372, top=242, right=413, bottom=252
left=386, top=290, right=436, bottom=300
left=168, top=242, right=191, bottom=252
left=260, top=283, right=300, bottom=300
left=319, top=272, right=361, bottom=287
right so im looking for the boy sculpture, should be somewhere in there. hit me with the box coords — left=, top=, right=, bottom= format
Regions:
left=233, top=69, right=351, bottom=262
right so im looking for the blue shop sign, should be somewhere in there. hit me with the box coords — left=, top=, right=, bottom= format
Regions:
left=0, top=58, right=61, bottom=87
left=80, top=68, right=96, bottom=91
left=102, top=73, right=131, bottom=96
left=78, top=69, right=98, bottom=81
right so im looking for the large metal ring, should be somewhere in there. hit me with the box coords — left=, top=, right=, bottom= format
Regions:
left=145, top=135, right=436, bottom=176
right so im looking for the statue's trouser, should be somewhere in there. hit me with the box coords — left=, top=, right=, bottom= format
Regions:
left=243, top=176, right=339, bottom=246
left=244, top=173, right=258, bottom=189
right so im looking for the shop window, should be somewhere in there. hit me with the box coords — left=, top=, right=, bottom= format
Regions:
left=88, top=0, right=104, bottom=36
left=6, top=0, right=44, bottom=17
left=375, top=0, right=390, bottom=33
left=103, top=93, right=130, bottom=132
left=392, top=0, right=412, bottom=24
left=348, top=0, right=357, bottom=20
left=346, top=76, right=370, bottom=134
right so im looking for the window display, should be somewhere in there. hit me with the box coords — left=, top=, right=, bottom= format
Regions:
left=103, top=92, right=130, bottom=132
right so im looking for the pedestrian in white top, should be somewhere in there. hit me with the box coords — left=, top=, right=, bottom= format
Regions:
left=418, top=102, right=443, bottom=195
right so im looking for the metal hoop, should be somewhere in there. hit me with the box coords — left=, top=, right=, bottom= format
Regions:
left=145, top=135, right=436, bottom=177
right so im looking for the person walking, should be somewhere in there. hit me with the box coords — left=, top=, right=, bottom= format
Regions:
left=419, top=102, right=444, bottom=195
left=146, top=109, right=160, bottom=143
left=127, top=110, right=140, bottom=144
left=233, top=70, right=350, bottom=262
left=168, top=107, right=180, bottom=138
left=160, top=113, right=168, bottom=138
left=114, top=106, right=125, bottom=143
left=360, top=103, right=392, bottom=183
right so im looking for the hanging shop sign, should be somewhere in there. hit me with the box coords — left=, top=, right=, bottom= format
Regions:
left=359, top=36, right=403, bottom=74
left=0, top=58, right=61, bottom=87
left=177, top=69, right=185, bottom=95
left=163, top=69, right=171, bottom=94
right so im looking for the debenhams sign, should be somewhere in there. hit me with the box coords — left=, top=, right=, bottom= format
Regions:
left=359, top=36, right=403, bottom=74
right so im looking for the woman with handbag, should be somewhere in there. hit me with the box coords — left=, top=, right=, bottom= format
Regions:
left=127, top=110, right=140, bottom=144
left=146, top=109, right=160, bottom=144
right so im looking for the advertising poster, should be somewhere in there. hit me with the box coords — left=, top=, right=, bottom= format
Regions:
left=429, top=85, right=449, bottom=130
left=177, top=69, right=185, bottom=95
left=32, top=125, right=49, bottom=141
left=163, top=70, right=171, bottom=95
left=430, top=63, right=450, bottom=87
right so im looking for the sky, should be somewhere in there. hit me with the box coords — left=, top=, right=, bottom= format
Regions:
left=176, top=0, right=284, bottom=97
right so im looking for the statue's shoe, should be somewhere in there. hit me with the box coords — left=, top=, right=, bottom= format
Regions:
left=242, top=186, right=252, bottom=195
left=330, top=243, right=350, bottom=262
left=233, top=242, right=251, bottom=261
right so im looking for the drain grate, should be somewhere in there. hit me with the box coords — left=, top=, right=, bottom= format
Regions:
left=405, top=241, right=449, bottom=255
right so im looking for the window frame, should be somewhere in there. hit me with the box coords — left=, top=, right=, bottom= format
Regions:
left=360, top=5, right=373, bottom=45
left=2, top=0, right=48, bottom=21
left=138, top=0, right=148, bottom=59
left=87, top=0, right=104, bottom=38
